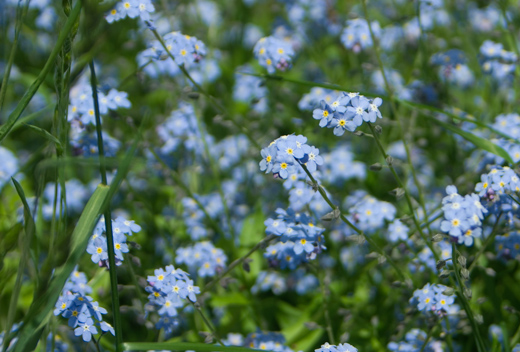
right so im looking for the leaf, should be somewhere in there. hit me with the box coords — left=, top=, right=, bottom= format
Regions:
left=123, top=342, right=269, bottom=352
left=2, top=179, right=36, bottom=352
left=0, top=2, right=82, bottom=144
left=12, top=184, right=109, bottom=352
left=423, top=115, right=514, bottom=164
left=23, top=124, right=62, bottom=149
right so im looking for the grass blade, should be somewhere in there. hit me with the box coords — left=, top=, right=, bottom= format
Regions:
left=2, top=179, right=36, bottom=352
left=422, top=115, right=514, bottom=164
left=12, top=184, right=109, bottom=352
left=23, top=124, right=62, bottom=150
left=0, top=2, right=82, bottom=144
left=124, top=342, right=267, bottom=352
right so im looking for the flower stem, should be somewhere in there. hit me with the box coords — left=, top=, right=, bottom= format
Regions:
left=89, top=60, right=123, bottom=352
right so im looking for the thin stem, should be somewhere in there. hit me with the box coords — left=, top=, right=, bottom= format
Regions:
left=147, top=26, right=261, bottom=150
left=299, top=163, right=408, bottom=283
left=418, top=321, right=437, bottom=352
left=468, top=213, right=503, bottom=274
left=367, top=123, right=438, bottom=260
left=149, top=147, right=227, bottom=238
left=451, top=242, right=487, bottom=352
left=361, top=0, right=434, bottom=242
left=89, top=61, right=123, bottom=352
left=201, top=234, right=277, bottom=295
left=194, top=303, right=225, bottom=346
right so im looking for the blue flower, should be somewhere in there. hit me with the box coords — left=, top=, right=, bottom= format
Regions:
left=74, top=317, right=98, bottom=342
left=313, top=101, right=335, bottom=128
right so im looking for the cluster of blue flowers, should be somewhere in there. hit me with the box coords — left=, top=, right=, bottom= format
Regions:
left=253, top=36, right=295, bottom=74
left=345, top=191, right=396, bottom=234
left=495, top=232, right=520, bottom=261
left=68, top=79, right=131, bottom=126
left=341, top=18, right=380, bottom=53
left=410, top=283, right=457, bottom=317
left=137, top=32, right=207, bottom=78
left=145, top=265, right=200, bottom=335
left=259, top=134, right=323, bottom=179
left=312, top=92, right=383, bottom=136
left=243, top=331, right=293, bottom=352
left=298, top=87, right=341, bottom=111
left=388, top=329, right=444, bottom=351
left=264, top=208, right=325, bottom=269
left=86, top=216, right=141, bottom=266
left=480, top=40, right=517, bottom=83
left=431, top=49, right=474, bottom=87
left=474, top=166, right=520, bottom=223
left=440, top=185, right=487, bottom=246
left=106, top=0, right=155, bottom=23
left=321, top=146, right=366, bottom=185
left=175, top=241, right=227, bottom=278
left=315, top=342, right=358, bottom=352
left=53, top=269, right=115, bottom=342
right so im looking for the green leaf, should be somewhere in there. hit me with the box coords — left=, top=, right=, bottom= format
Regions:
left=23, top=124, right=62, bottom=149
left=3, top=179, right=36, bottom=352
left=123, top=342, right=269, bottom=352
left=423, top=115, right=514, bottom=164
left=292, top=329, right=323, bottom=352
left=0, top=2, right=82, bottom=144
left=12, top=184, right=109, bottom=352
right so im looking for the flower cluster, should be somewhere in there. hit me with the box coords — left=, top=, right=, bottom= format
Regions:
left=175, top=241, right=227, bottom=278
left=341, top=18, right=380, bottom=53
left=388, top=329, right=445, bottom=352
left=253, top=36, right=295, bottom=74
left=53, top=270, right=114, bottom=342
left=410, top=283, right=457, bottom=316
left=346, top=191, right=396, bottom=234
left=243, top=331, right=293, bottom=352
left=264, top=208, right=325, bottom=269
left=474, top=166, right=520, bottom=223
left=480, top=40, right=517, bottom=82
left=145, top=265, right=200, bottom=335
left=315, top=342, right=358, bottom=352
left=68, top=80, right=131, bottom=126
left=106, top=0, right=155, bottom=23
left=298, top=87, right=342, bottom=111
left=431, top=49, right=474, bottom=87
left=312, top=92, right=383, bottom=136
left=86, top=216, right=141, bottom=266
left=137, top=32, right=206, bottom=78
left=440, top=185, right=487, bottom=246
left=495, top=232, right=520, bottom=261
left=259, top=135, right=323, bottom=179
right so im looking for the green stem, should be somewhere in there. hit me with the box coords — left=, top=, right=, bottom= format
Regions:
left=149, top=147, right=228, bottom=238
left=0, top=2, right=83, bottom=144
left=444, top=315, right=454, bottom=352
left=201, top=234, right=277, bottom=295
left=468, top=212, right=503, bottom=274
left=367, top=123, right=437, bottom=258
left=194, top=303, right=225, bottom=346
left=361, top=0, right=433, bottom=241
left=451, top=242, right=487, bottom=352
left=147, top=26, right=261, bottom=150
left=418, top=321, right=437, bottom=352
left=0, top=0, right=28, bottom=112
left=299, top=163, right=408, bottom=283
left=89, top=61, right=123, bottom=352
